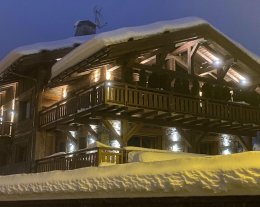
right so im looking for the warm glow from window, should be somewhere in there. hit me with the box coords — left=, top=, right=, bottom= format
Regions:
left=62, top=87, right=67, bottom=98
left=10, top=99, right=15, bottom=122
left=0, top=106, right=3, bottom=121
left=140, top=55, right=156, bottom=64
left=93, top=69, right=101, bottom=82
left=106, top=70, right=111, bottom=80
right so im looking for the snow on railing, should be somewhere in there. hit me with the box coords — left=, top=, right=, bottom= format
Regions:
left=35, top=147, right=124, bottom=173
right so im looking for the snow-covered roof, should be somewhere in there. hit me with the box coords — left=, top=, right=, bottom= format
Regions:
left=0, top=150, right=260, bottom=201
left=0, top=35, right=94, bottom=76
left=51, top=17, right=260, bottom=80
left=51, top=17, right=208, bottom=79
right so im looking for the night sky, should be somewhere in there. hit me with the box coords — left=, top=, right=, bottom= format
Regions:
left=0, top=0, right=259, bottom=59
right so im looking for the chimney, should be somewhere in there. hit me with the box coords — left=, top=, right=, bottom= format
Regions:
left=74, top=20, right=96, bottom=36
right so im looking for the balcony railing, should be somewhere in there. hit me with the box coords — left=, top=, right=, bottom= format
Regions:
left=35, top=147, right=124, bottom=173
left=39, top=81, right=260, bottom=127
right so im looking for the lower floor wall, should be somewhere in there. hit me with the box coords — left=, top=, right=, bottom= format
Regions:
left=0, top=118, right=254, bottom=175
left=35, top=119, right=252, bottom=160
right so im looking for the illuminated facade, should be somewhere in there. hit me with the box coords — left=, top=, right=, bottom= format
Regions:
left=0, top=18, right=259, bottom=174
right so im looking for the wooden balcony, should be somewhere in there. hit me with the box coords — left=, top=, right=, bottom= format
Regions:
left=35, top=147, right=124, bottom=173
left=39, top=81, right=260, bottom=135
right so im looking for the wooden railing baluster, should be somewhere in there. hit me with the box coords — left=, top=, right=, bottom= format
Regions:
left=39, top=81, right=260, bottom=128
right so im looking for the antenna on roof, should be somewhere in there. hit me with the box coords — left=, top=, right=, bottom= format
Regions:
left=93, top=6, right=107, bottom=29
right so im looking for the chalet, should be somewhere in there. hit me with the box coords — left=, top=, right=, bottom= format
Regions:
left=0, top=17, right=259, bottom=175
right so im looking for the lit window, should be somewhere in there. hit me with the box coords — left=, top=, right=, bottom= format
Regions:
left=106, top=70, right=111, bottom=80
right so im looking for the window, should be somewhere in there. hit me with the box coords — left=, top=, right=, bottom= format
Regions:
left=15, top=144, right=27, bottom=163
left=19, top=100, right=31, bottom=120
left=128, top=136, right=161, bottom=149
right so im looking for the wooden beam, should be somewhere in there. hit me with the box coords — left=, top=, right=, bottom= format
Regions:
left=56, top=124, right=78, bottom=131
left=125, top=123, right=144, bottom=143
left=121, top=119, right=129, bottom=146
left=166, top=114, right=185, bottom=121
left=132, top=63, right=158, bottom=72
left=172, top=116, right=197, bottom=124
left=236, top=135, right=252, bottom=151
left=125, top=108, right=144, bottom=116
left=186, top=118, right=209, bottom=125
left=102, top=119, right=122, bottom=143
left=217, top=59, right=234, bottom=81
left=190, top=43, right=200, bottom=75
left=170, top=55, right=189, bottom=70
left=92, top=111, right=257, bottom=137
left=172, top=39, right=203, bottom=55
left=196, top=131, right=208, bottom=144
left=141, top=111, right=158, bottom=118
left=66, top=131, right=77, bottom=144
left=112, top=106, right=128, bottom=114
left=85, top=124, right=99, bottom=138
left=99, top=105, right=119, bottom=112
left=154, top=112, right=172, bottom=119
left=175, top=128, right=192, bottom=148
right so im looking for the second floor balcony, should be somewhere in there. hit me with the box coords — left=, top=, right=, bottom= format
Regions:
left=39, top=81, right=260, bottom=136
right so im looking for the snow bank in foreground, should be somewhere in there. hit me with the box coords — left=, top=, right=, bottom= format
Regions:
left=125, top=146, right=206, bottom=162
left=1, top=151, right=260, bottom=201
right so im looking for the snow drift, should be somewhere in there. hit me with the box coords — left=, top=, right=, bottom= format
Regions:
left=0, top=151, right=260, bottom=201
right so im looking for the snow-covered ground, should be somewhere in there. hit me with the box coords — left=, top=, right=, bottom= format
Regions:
left=0, top=149, right=260, bottom=201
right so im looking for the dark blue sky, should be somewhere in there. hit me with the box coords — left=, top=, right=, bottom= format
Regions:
left=0, top=0, right=259, bottom=59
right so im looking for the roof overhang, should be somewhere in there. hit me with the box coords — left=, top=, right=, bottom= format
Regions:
left=50, top=21, right=260, bottom=85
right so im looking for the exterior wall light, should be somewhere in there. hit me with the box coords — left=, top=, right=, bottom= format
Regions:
left=213, top=59, right=222, bottom=67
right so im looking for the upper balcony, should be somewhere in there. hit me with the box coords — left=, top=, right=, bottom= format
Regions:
left=39, top=81, right=260, bottom=136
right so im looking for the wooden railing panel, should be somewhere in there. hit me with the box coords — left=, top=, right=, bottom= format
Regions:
left=40, top=81, right=260, bottom=127
left=40, top=83, right=106, bottom=127
left=35, top=147, right=124, bottom=173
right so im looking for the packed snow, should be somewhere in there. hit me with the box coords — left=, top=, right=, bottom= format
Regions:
left=0, top=149, right=260, bottom=201
left=0, top=35, right=94, bottom=76
left=51, top=17, right=260, bottom=79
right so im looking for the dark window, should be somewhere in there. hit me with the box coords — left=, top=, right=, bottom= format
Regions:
left=19, top=100, right=31, bottom=120
left=0, top=152, right=8, bottom=166
left=15, top=144, right=27, bottom=163
left=128, top=136, right=160, bottom=149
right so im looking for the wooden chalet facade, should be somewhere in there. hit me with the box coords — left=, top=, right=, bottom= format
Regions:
left=0, top=18, right=259, bottom=175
